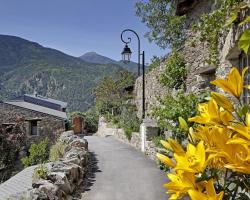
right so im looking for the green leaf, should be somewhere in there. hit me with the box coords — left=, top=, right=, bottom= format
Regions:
left=239, top=16, right=250, bottom=26
left=239, top=30, right=250, bottom=54
left=224, top=11, right=238, bottom=27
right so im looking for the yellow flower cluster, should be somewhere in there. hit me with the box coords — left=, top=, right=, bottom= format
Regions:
left=157, top=67, right=250, bottom=200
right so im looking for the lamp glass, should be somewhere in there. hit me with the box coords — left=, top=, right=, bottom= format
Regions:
left=121, top=44, right=132, bottom=63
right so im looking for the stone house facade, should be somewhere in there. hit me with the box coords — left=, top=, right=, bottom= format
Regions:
left=134, top=0, right=250, bottom=118
left=0, top=94, right=67, bottom=144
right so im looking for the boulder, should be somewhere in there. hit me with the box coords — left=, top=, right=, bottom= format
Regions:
left=48, top=172, right=72, bottom=194
left=50, top=161, right=82, bottom=184
left=69, top=138, right=88, bottom=150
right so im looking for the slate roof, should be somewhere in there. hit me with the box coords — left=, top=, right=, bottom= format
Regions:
left=24, top=94, right=67, bottom=108
left=4, top=100, right=67, bottom=120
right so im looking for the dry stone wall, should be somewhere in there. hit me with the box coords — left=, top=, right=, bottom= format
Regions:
left=6, top=131, right=89, bottom=200
left=97, top=118, right=159, bottom=161
left=134, top=64, right=167, bottom=119
left=181, top=0, right=215, bottom=93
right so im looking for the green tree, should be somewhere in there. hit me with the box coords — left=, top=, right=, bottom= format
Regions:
left=93, top=71, right=135, bottom=115
left=135, top=0, right=185, bottom=49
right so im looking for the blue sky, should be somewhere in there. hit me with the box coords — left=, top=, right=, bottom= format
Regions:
left=0, top=0, right=167, bottom=63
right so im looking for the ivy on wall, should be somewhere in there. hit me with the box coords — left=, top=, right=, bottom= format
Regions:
left=192, top=0, right=245, bottom=65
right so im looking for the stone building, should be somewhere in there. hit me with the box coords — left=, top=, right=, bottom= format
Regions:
left=134, top=0, right=250, bottom=118
left=176, top=0, right=250, bottom=101
left=0, top=94, right=67, bottom=144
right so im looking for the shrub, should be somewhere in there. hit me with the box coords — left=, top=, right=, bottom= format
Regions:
left=0, top=122, right=26, bottom=168
left=152, top=135, right=165, bottom=147
left=49, top=142, right=66, bottom=162
left=84, top=107, right=99, bottom=133
left=152, top=92, right=208, bottom=144
left=117, top=105, right=140, bottom=140
left=159, top=50, right=186, bottom=90
left=21, top=138, right=49, bottom=168
left=33, top=164, right=48, bottom=180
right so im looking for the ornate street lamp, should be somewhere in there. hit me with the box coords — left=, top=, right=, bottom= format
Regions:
left=120, top=29, right=145, bottom=119
left=121, top=44, right=132, bottom=63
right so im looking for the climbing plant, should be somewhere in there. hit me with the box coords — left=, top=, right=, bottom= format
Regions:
left=192, top=0, right=244, bottom=65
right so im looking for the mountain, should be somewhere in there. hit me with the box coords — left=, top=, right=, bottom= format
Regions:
left=0, top=35, right=126, bottom=111
left=79, top=52, right=116, bottom=65
left=79, top=52, right=139, bottom=74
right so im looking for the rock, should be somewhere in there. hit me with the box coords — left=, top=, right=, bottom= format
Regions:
left=48, top=172, right=72, bottom=194
left=9, top=131, right=89, bottom=200
left=50, top=161, right=82, bottom=185
left=69, top=138, right=88, bottom=150
left=31, top=179, right=60, bottom=200
left=64, top=147, right=87, bottom=161
left=59, top=131, right=78, bottom=144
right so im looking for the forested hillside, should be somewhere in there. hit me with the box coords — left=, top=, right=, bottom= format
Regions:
left=0, top=35, right=125, bottom=111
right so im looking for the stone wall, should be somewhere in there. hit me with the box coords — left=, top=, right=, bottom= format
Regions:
left=0, top=103, right=66, bottom=145
left=98, top=117, right=141, bottom=151
left=97, top=118, right=159, bottom=161
left=134, top=64, right=167, bottom=119
left=5, top=131, right=89, bottom=200
left=134, top=1, right=250, bottom=118
left=181, top=0, right=215, bottom=93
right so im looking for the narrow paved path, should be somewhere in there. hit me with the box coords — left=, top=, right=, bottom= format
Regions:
left=84, top=136, right=167, bottom=200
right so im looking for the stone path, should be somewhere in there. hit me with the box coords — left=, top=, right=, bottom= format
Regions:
left=0, top=165, right=37, bottom=199
left=84, top=136, right=167, bottom=200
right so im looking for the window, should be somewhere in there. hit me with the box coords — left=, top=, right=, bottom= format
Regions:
left=239, top=52, right=250, bottom=104
left=30, top=120, right=38, bottom=135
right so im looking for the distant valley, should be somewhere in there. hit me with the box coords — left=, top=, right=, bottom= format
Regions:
left=0, top=35, right=137, bottom=111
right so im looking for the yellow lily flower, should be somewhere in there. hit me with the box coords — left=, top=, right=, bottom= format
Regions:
left=160, top=138, right=185, bottom=156
left=211, top=92, right=234, bottom=112
left=188, top=179, right=224, bottom=200
left=224, top=136, right=250, bottom=174
left=178, top=117, right=189, bottom=131
left=191, top=126, right=233, bottom=169
left=174, top=141, right=206, bottom=173
left=189, top=99, right=219, bottom=124
left=228, top=124, right=250, bottom=140
left=164, top=171, right=196, bottom=198
left=168, top=192, right=181, bottom=200
left=228, top=112, right=250, bottom=140
left=246, top=113, right=250, bottom=127
left=211, top=67, right=248, bottom=98
left=156, top=153, right=176, bottom=168
left=189, top=99, right=232, bottom=125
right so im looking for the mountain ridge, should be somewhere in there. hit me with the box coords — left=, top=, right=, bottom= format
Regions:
left=79, top=51, right=139, bottom=74
left=0, top=34, right=127, bottom=111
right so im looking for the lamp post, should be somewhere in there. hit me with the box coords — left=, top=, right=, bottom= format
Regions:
left=120, top=29, right=145, bottom=119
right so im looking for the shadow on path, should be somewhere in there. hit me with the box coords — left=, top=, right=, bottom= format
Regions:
left=72, top=151, right=101, bottom=199
left=84, top=151, right=102, bottom=191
